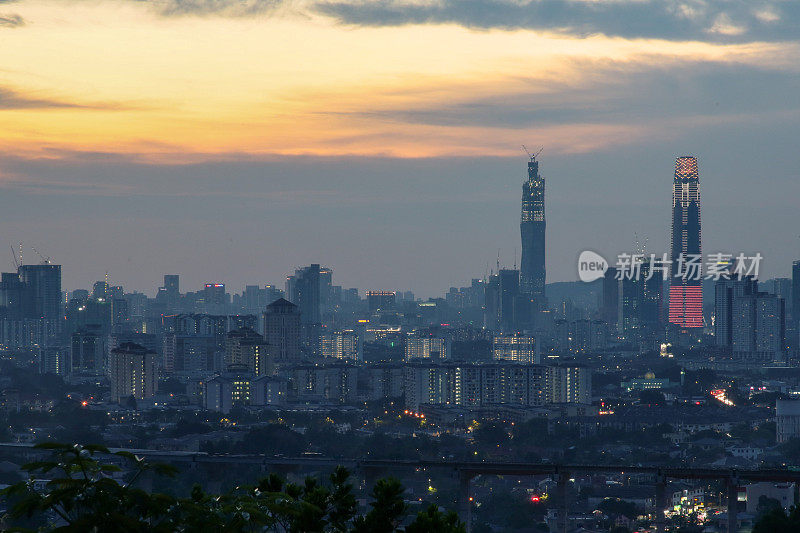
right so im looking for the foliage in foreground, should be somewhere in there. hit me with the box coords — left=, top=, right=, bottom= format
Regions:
left=752, top=504, right=800, bottom=533
left=0, top=442, right=465, bottom=532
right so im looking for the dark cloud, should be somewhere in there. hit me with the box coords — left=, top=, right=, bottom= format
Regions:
left=331, top=60, right=800, bottom=129
left=0, top=13, right=24, bottom=27
left=0, top=88, right=85, bottom=109
left=0, top=87, right=143, bottom=110
left=314, top=0, right=800, bottom=43
left=138, top=0, right=286, bottom=16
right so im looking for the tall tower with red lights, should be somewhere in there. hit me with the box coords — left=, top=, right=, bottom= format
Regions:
left=668, top=156, right=704, bottom=329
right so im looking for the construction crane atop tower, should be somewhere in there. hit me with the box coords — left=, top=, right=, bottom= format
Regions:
left=31, top=247, right=52, bottom=265
left=521, top=145, right=543, bottom=162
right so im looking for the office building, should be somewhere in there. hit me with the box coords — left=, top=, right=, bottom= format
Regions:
left=668, top=156, right=703, bottom=330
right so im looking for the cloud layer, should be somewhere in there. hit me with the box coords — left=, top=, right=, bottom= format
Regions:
left=314, top=0, right=799, bottom=43
left=109, top=1, right=800, bottom=44
left=0, top=12, right=24, bottom=27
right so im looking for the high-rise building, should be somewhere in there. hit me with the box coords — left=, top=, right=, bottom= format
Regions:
left=498, top=269, right=520, bottom=332
left=520, top=153, right=546, bottom=303
left=164, top=334, right=216, bottom=373
left=726, top=288, right=786, bottom=363
left=18, top=264, right=62, bottom=320
left=286, top=265, right=322, bottom=350
left=484, top=273, right=500, bottom=330
left=0, top=272, right=27, bottom=319
left=367, top=291, right=396, bottom=312
left=402, top=362, right=583, bottom=411
left=319, top=267, right=333, bottom=310
left=715, top=276, right=758, bottom=347
left=618, top=274, right=641, bottom=340
left=108, top=342, right=157, bottom=403
left=91, top=280, right=108, bottom=301
left=792, top=261, right=800, bottom=326
left=549, top=364, right=592, bottom=405
left=70, top=326, right=106, bottom=374
left=777, top=399, right=800, bottom=443
left=204, top=368, right=285, bottom=413
left=602, top=267, right=619, bottom=330
left=1, top=264, right=63, bottom=348
left=263, top=298, right=302, bottom=363
left=405, top=335, right=449, bottom=361
left=225, top=327, right=271, bottom=375
left=618, top=258, right=664, bottom=344
left=164, top=274, right=179, bottom=294
left=321, top=330, right=359, bottom=360
left=203, top=283, right=226, bottom=314
left=161, top=274, right=180, bottom=310
left=492, top=333, right=538, bottom=363
left=669, top=156, right=703, bottom=330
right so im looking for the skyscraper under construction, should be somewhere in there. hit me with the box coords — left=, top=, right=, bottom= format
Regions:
left=669, top=156, right=704, bottom=329
left=520, top=153, right=546, bottom=304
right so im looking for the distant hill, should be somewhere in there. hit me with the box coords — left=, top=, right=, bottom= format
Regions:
left=544, top=276, right=716, bottom=312
left=545, top=279, right=601, bottom=311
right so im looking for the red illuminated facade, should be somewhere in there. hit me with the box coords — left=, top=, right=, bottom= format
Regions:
left=669, top=156, right=704, bottom=329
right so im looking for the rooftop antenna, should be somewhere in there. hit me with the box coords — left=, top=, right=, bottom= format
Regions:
left=10, top=244, right=19, bottom=270
left=514, top=247, right=517, bottom=270
left=18, top=242, right=22, bottom=267
left=497, top=249, right=501, bottom=273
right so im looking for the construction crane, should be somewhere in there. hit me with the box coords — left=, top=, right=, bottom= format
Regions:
left=31, top=247, right=51, bottom=265
left=521, top=145, right=544, bottom=162
left=10, top=244, right=19, bottom=270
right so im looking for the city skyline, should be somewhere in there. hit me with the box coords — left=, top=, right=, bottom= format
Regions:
left=7, top=149, right=800, bottom=297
